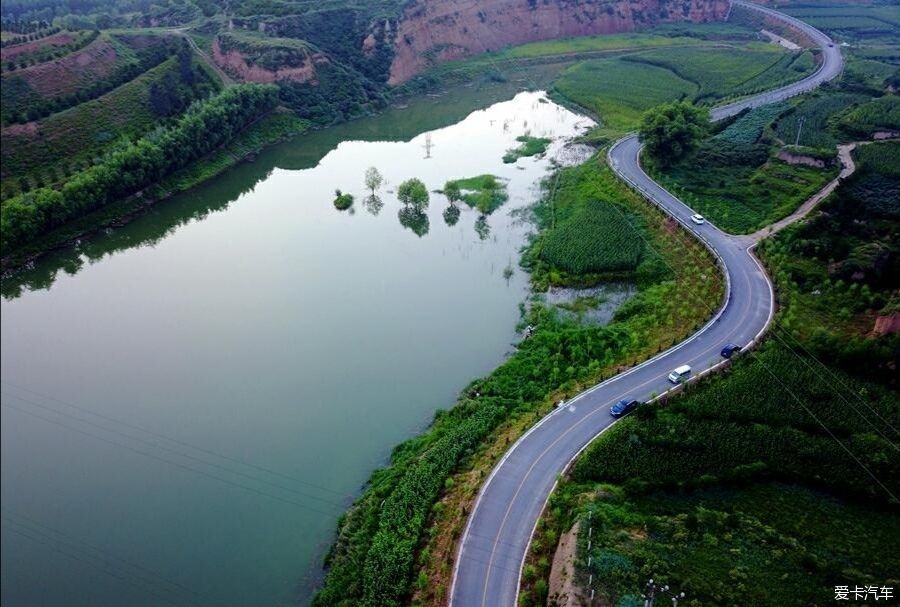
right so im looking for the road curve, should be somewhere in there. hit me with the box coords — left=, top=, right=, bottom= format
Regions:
left=450, top=4, right=844, bottom=606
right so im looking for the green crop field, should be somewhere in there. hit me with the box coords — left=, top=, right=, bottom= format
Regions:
left=835, top=94, right=900, bottom=138
left=774, top=92, right=870, bottom=148
left=540, top=200, right=644, bottom=275
left=553, top=58, right=696, bottom=132
left=625, top=43, right=816, bottom=104
left=714, top=103, right=790, bottom=145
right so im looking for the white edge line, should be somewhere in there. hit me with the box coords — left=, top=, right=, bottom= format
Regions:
left=451, top=3, right=839, bottom=603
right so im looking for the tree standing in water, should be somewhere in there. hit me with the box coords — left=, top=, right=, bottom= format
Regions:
left=365, top=167, right=383, bottom=196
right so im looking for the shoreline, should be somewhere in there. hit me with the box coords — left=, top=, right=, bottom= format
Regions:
left=0, top=110, right=307, bottom=274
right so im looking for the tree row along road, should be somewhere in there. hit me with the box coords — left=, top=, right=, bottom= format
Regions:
left=450, top=2, right=845, bottom=606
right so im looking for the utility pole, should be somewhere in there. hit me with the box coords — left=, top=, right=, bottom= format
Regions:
left=795, top=115, right=805, bottom=146
left=643, top=579, right=685, bottom=607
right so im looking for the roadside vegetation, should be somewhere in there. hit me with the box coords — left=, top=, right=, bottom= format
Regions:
left=648, top=102, right=840, bottom=233
left=527, top=139, right=898, bottom=607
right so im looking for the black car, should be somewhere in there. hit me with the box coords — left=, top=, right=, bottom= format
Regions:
left=610, top=399, right=640, bottom=417
left=721, top=343, right=742, bottom=359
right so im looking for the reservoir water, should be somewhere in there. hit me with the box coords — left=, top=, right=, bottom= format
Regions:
left=0, top=91, right=592, bottom=606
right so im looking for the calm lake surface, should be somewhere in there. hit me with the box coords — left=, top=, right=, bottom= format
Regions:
left=0, top=90, right=592, bottom=606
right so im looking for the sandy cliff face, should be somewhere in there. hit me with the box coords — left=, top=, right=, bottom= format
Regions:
left=388, top=0, right=729, bottom=84
left=212, top=38, right=326, bottom=84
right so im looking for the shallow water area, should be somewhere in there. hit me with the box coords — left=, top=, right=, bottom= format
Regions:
left=1, top=91, right=592, bottom=607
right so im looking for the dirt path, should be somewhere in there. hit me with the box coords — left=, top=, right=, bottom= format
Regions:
left=548, top=523, right=586, bottom=607
left=748, top=141, right=872, bottom=243
left=165, top=27, right=235, bottom=87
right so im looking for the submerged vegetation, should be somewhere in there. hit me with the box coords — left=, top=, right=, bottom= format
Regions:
left=443, top=174, right=508, bottom=215
left=503, top=134, right=552, bottom=163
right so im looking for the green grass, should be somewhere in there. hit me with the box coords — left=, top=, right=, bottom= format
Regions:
left=443, top=174, right=509, bottom=214
left=655, top=154, right=836, bottom=234
left=502, top=134, right=552, bottom=163
left=553, top=58, right=696, bottom=132
left=495, top=32, right=707, bottom=60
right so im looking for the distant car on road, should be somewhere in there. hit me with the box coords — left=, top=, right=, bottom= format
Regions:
left=668, top=364, right=692, bottom=383
left=721, top=343, right=742, bottom=359
left=690, top=214, right=705, bottom=225
left=610, top=399, right=640, bottom=417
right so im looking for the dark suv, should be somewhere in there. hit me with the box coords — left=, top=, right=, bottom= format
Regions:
left=610, top=399, right=640, bottom=417
left=721, top=343, right=742, bottom=359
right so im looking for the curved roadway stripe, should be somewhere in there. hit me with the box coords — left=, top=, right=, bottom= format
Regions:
left=450, top=3, right=844, bottom=606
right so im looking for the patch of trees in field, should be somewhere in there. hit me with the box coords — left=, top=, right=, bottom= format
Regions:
left=2, top=36, right=192, bottom=125
left=1, top=84, right=278, bottom=253
left=1, top=29, right=97, bottom=73
left=0, top=23, right=60, bottom=46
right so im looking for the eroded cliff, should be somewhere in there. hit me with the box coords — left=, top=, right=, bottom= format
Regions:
left=388, top=0, right=730, bottom=84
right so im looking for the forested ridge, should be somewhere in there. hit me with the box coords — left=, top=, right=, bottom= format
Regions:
left=1, top=84, right=278, bottom=252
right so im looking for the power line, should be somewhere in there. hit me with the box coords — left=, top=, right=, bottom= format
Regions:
left=0, top=400, right=340, bottom=518
left=0, top=390, right=350, bottom=507
left=0, top=380, right=350, bottom=498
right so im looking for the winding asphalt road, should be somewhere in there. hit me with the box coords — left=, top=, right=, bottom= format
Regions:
left=450, top=3, right=844, bottom=606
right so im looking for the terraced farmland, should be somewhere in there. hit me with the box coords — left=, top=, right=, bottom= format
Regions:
left=0, top=54, right=218, bottom=196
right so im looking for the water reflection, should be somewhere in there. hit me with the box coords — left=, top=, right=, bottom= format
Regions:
left=398, top=206, right=430, bottom=237
left=363, top=194, right=384, bottom=216
left=474, top=215, right=491, bottom=241
left=442, top=204, right=461, bottom=226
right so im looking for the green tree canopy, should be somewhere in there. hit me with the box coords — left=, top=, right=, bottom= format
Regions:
left=365, top=167, right=384, bottom=194
left=397, top=178, right=429, bottom=210
left=444, top=180, right=461, bottom=204
left=639, top=101, right=710, bottom=166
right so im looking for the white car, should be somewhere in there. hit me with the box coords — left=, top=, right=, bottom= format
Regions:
left=668, top=364, right=692, bottom=383
left=690, top=214, right=705, bottom=225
